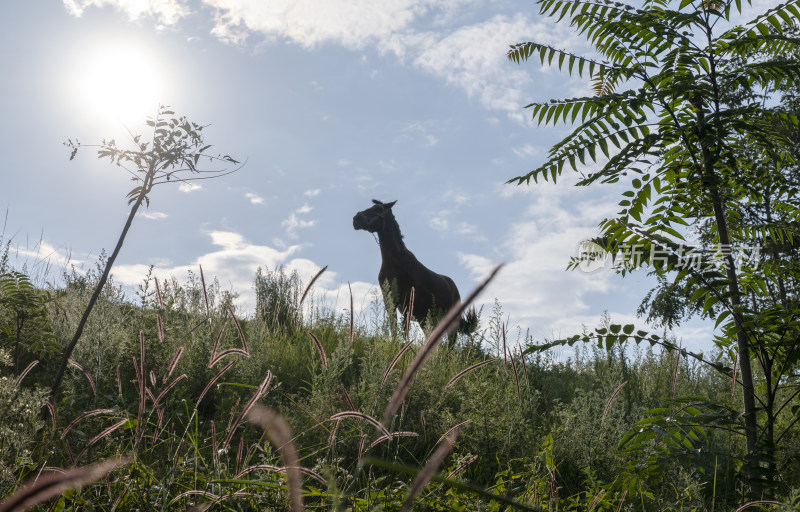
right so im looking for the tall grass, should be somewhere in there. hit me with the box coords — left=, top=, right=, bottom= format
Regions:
left=0, top=258, right=796, bottom=510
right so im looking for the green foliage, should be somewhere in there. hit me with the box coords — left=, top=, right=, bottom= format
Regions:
left=51, top=106, right=242, bottom=402
left=0, top=271, right=57, bottom=372
left=3, top=260, right=799, bottom=509
left=510, top=0, right=800, bottom=496
left=0, top=349, right=47, bottom=495
left=254, top=266, right=302, bottom=335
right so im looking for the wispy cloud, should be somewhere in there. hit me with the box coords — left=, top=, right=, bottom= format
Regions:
left=282, top=202, right=317, bottom=239
left=245, top=192, right=265, bottom=205
left=137, top=211, right=168, bottom=220
left=178, top=182, right=202, bottom=193
left=304, top=188, right=321, bottom=197
left=429, top=209, right=484, bottom=241
left=63, top=0, right=189, bottom=24
left=512, top=143, right=540, bottom=158
left=202, top=0, right=453, bottom=48
left=63, top=1, right=576, bottom=117
left=110, top=229, right=378, bottom=315
left=397, top=121, right=439, bottom=147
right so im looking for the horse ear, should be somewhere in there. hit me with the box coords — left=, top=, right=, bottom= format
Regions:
left=386, top=200, right=397, bottom=209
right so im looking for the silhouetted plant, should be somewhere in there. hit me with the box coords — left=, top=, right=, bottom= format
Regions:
left=50, top=107, right=241, bottom=401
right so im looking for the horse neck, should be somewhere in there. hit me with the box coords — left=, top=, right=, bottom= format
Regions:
left=377, top=215, right=407, bottom=260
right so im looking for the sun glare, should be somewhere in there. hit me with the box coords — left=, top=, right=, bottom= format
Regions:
left=79, top=42, right=162, bottom=124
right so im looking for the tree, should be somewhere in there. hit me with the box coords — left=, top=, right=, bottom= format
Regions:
left=509, top=0, right=800, bottom=496
left=50, top=107, right=241, bottom=401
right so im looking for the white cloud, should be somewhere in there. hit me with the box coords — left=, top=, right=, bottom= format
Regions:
left=412, top=15, right=572, bottom=116
left=429, top=215, right=449, bottom=231
left=282, top=213, right=317, bottom=238
left=202, top=0, right=448, bottom=48
left=429, top=207, right=484, bottom=240
left=111, top=230, right=301, bottom=304
left=397, top=121, right=439, bottom=147
left=304, top=188, right=321, bottom=197
left=63, top=1, right=577, bottom=117
left=138, top=211, right=168, bottom=219
left=512, top=143, right=540, bottom=158
left=63, top=0, right=189, bottom=24
left=443, top=188, right=472, bottom=205
left=109, top=229, right=379, bottom=316
left=296, top=203, right=313, bottom=214
left=245, top=192, right=265, bottom=204
left=179, top=182, right=202, bottom=193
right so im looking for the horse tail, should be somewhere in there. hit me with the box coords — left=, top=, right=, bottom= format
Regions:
left=459, top=306, right=478, bottom=335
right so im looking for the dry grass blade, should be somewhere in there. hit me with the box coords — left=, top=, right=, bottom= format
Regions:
left=199, top=264, right=210, bottom=319
left=198, top=360, right=236, bottom=405
left=208, top=319, right=229, bottom=367
left=44, top=402, right=56, bottom=430
left=381, top=340, right=413, bottom=386
left=502, top=321, right=508, bottom=372
left=510, top=352, right=521, bottom=403
left=68, top=359, right=96, bottom=396
left=247, top=405, right=304, bottom=512
left=446, top=454, right=478, bottom=478
left=75, top=420, right=128, bottom=463
left=223, top=371, right=273, bottom=451
left=163, top=346, right=185, bottom=384
left=153, top=374, right=187, bottom=408
left=382, top=264, right=502, bottom=426
left=300, top=265, right=328, bottom=305
left=156, top=313, right=165, bottom=343
left=61, top=409, right=114, bottom=439
left=283, top=466, right=328, bottom=486
left=671, top=339, right=682, bottom=398
left=133, top=357, right=145, bottom=437
left=445, top=359, right=498, bottom=389
left=234, top=463, right=282, bottom=478
left=367, top=431, right=419, bottom=450
left=227, top=304, right=250, bottom=353
left=603, top=381, right=627, bottom=422
left=328, top=419, right=340, bottom=446
left=330, top=411, right=390, bottom=438
left=340, top=384, right=355, bottom=410
left=436, top=419, right=471, bottom=446
left=616, top=489, right=627, bottom=512
left=138, top=331, right=146, bottom=380
left=0, top=456, right=130, bottom=512
left=348, top=282, right=354, bottom=343
left=518, top=345, right=530, bottom=386
left=400, top=425, right=463, bottom=512
left=154, top=276, right=164, bottom=308
left=15, top=360, right=38, bottom=385
left=587, top=489, right=605, bottom=512
left=308, top=332, right=327, bottom=370
left=208, top=348, right=249, bottom=368
left=734, top=500, right=783, bottom=512
left=405, top=286, right=415, bottom=335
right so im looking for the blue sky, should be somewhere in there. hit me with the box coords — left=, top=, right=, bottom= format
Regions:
left=2, top=0, right=768, bottom=353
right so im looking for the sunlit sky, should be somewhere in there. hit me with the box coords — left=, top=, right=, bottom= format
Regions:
left=0, top=0, right=772, bottom=353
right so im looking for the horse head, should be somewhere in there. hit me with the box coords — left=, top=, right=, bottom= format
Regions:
left=353, top=199, right=397, bottom=233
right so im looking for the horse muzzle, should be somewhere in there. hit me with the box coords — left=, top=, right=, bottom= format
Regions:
left=353, top=213, right=367, bottom=230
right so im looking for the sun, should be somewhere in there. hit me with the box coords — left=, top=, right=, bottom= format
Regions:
left=79, top=42, right=162, bottom=124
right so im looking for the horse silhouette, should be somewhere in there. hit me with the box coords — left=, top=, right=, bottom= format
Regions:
left=353, top=199, right=478, bottom=346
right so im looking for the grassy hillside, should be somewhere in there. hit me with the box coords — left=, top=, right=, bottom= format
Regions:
left=0, top=256, right=798, bottom=510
